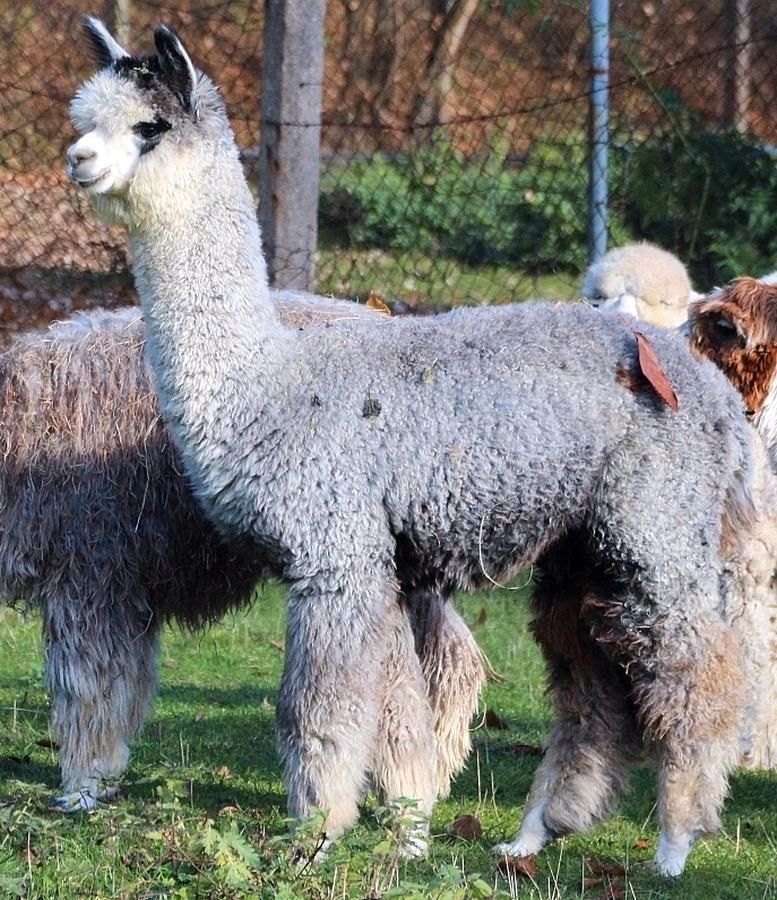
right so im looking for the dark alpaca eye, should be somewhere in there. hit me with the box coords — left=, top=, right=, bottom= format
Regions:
left=133, top=118, right=171, bottom=142
left=708, top=315, right=742, bottom=345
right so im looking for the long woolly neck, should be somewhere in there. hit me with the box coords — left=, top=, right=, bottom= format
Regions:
left=126, top=147, right=294, bottom=494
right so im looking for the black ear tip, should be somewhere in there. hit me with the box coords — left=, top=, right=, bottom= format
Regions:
left=154, top=23, right=182, bottom=53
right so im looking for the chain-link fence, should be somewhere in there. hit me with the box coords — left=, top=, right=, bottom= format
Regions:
left=0, top=0, right=775, bottom=337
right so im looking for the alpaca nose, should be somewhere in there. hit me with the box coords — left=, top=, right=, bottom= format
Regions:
left=67, top=144, right=96, bottom=167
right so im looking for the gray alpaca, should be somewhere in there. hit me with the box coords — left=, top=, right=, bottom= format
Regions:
left=0, top=297, right=484, bottom=811
left=67, top=20, right=775, bottom=875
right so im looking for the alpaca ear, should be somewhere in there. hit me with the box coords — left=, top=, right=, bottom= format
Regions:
left=83, top=16, right=129, bottom=67
left=154, top=24, right=199, bottom=118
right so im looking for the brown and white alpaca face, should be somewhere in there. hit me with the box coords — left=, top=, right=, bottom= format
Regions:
left=688, top=277, right=777, bottom=457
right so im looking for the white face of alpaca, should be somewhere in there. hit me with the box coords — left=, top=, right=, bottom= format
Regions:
left=67, top=79, right=168, bottom=197
left=66, top=17, right=205, bottom=221
left=591, top=292, right=639, bottom=318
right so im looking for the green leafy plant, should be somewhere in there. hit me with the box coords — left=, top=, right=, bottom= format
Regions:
left=320, top=135, right=630, bottom=273
left=616, top=123, right=777, bottom=286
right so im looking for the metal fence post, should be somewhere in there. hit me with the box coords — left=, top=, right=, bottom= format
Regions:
left=258, top=0, right=326, bottom=290
left=588, top=0, right=609, bottom=264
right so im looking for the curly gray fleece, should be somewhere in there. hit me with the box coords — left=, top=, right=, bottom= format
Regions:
left=67, top=20, right=777, bottom=875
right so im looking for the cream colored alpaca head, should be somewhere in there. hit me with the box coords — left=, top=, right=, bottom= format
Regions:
left=582, top=242, right=698, bottom=328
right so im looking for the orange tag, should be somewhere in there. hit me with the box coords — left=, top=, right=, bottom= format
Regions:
left=632, top=330, right=679, bottom=411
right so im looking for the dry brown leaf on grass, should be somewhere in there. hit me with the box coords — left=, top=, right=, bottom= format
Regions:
left=473, top=607, right=488, bottom=626
left=497, top=854, right=538, bottom=878
left=269, top=639, right=285, bottom=652
left=632, top=837, right=652, bottom=850
left=632, top=329, right=679, bottom=411
left=214, top=766, right=231, bottom=780
left=450, top=813, right=483, bottom=840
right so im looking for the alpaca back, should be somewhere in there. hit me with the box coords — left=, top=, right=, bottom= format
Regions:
left=0, top=308, right=259, bottom=626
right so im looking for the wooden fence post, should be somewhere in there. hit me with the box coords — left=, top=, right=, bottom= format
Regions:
left=258, top=0, right=326, bottom=290
left=110, top=0, right=131, bottom=49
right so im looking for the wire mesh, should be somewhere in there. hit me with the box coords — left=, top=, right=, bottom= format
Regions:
left=0, top=0, right=774, bottom=337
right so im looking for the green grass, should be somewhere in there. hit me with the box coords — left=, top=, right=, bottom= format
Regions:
left=1, top=589, right=776, bottom=898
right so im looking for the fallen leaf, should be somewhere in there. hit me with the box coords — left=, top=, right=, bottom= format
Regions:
left=269, top=640, right=285, bottom=652
left=450, top=813, right=482, bottom=840
left=215, top=766, right=231, bottom=780
left=36, top=738, right=58, bottom=750
left=583, top=877, right=603, bottom=888
left=632, top=837, right=652, bottom=850
left=366, top=292, right=391, bottom=315
left=508, top=742, right=544, bottom=757
left=485, top=709, right=508, bottom=730
left=632, top=330, right=679, bottom=411
left=218, top=805, right=240, bottom=816
left=163, top=658, right=178, bottom=669
left=195, top=710, right=206, bottom=722
left=473, top=607, right=488, bottom=626
left=497, top=854, right=537, bottom=878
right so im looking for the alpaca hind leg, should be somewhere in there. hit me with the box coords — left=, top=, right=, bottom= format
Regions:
left=44, top=594, right=160, bottom=810
left=494, top=553, right=641, bottom=858
left=493, top=655, right=640, bottom=858
left=278, top=566, right=415, bottom=843
left=637, top=622, right=744, bottom=876
left=409, top=593, right=486, bottom=798
left=373, top=599, right=437, bottom=857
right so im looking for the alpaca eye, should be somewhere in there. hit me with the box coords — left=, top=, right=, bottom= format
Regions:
left=709, top=315, right=743, bottom=345
left=133, top=119, right=171, bottom=142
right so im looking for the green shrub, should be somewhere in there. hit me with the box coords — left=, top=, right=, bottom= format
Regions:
left=320, top=136, right=630, bottom=272
left=321, top=125, right=777, bottom=282
left=616, top=125, right=777, bottom=286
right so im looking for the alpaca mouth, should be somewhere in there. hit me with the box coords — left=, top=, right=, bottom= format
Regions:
left=71, top=168, right=111, bottom=190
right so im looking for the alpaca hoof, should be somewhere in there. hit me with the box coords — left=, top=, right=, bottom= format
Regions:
left=53, top=791, right=99, bottom=812
left=53, top=780, right=121, bottom=812
left=292, top=839, right=330, bottom=872
left=399, top=833, right=429, bottom=859
left=654, top=833, right=691, bottom=877
left=493, top=840, right=537, bottom=859
left=493, top=802, right=551, bottom=859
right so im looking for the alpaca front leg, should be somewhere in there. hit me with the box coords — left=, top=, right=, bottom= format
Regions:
left=44, top=599, right=160, bottom=811
left=373, top=598, right=437, bottom=857
left=278, top=570, right=404, bottom=842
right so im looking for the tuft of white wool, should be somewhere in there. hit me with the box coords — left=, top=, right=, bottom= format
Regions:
left=67, top=20, right=777, bottom=876
left=581, top=242, right=698, bottom=328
